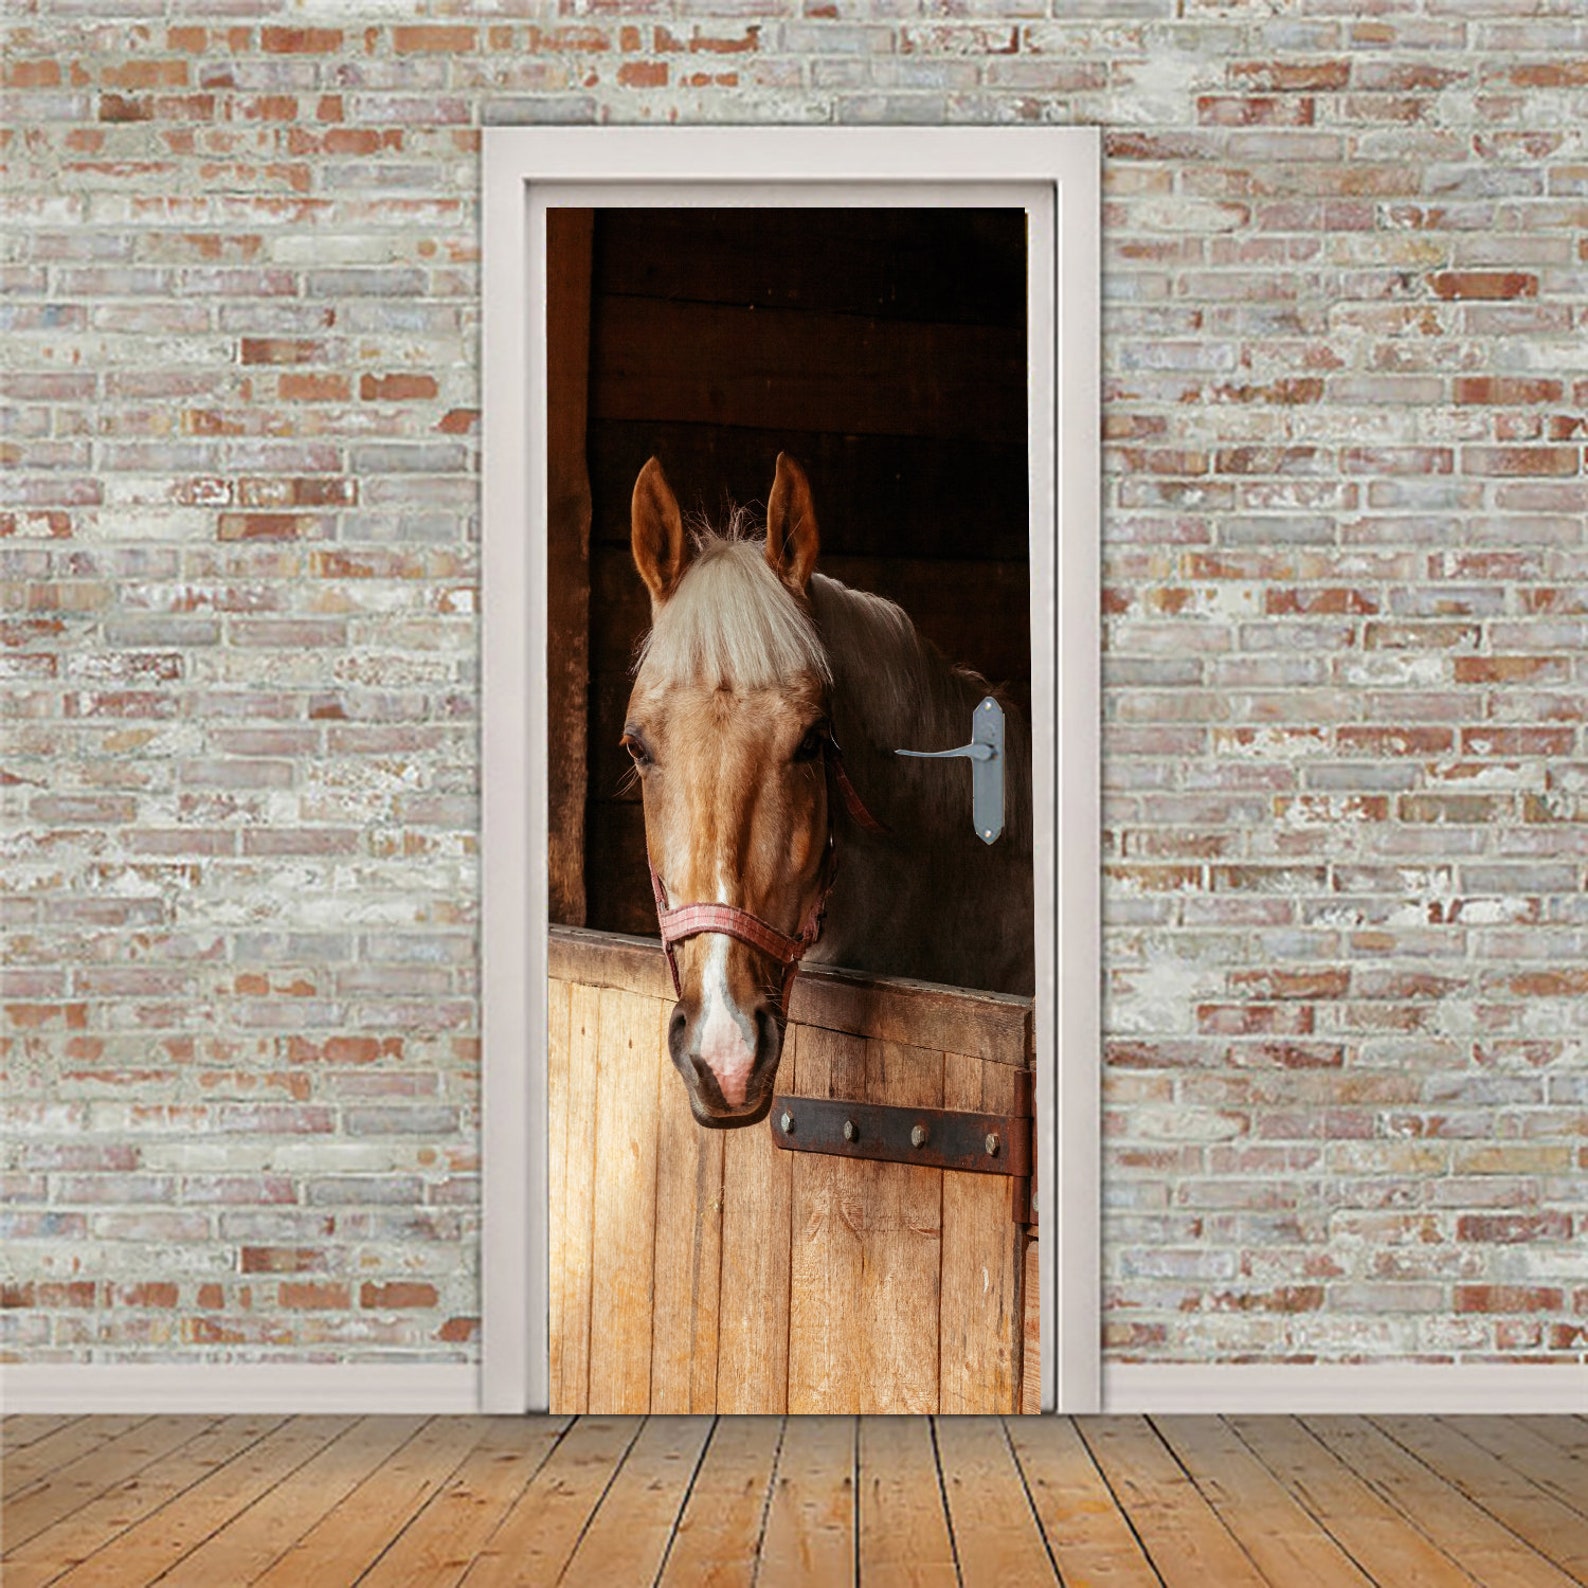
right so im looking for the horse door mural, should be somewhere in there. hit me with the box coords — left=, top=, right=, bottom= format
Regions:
left=545, top=206, right=1038, bottom=1415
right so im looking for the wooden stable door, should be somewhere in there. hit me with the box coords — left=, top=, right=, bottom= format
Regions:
left=548, top=926, right=1038, bottom=1415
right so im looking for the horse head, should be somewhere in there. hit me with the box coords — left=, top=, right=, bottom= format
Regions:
left=624, top=453, right=834, bottom=1129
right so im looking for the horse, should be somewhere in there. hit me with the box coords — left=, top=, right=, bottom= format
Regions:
left=624, top=452, right=1033, bottom=1129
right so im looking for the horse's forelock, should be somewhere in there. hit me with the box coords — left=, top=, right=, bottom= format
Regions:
left=636, top=531, right=831, bottom=692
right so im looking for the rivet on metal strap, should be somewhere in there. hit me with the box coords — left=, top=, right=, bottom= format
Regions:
left=843, top=1119, right=857, bottom=1143
left=910, top=1125, right=928, bottom=1148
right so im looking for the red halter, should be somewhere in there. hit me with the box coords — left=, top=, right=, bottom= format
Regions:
left=647, top=737, right=886, bottom=1014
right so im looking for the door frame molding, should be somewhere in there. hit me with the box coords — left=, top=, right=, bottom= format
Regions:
left=480, top=127, right=1102, bottom=1413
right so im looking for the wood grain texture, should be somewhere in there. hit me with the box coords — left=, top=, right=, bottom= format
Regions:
left=587, top=986, right=662, bottom=1414
left=1155, top=1415, right=1377, bottom=1588
left=933, top=1416, right=1054, bottom=1585
left=1, top=1415, right=149, bottom=1496
left=1079, top=1417, right=1269, bottom=1588
left=1229, top=1414, right=1479, bottom=1588
left=7, top=1415, right=1581, bottom=1588
left=146, top=1416, right=427, bottom=1588
left=360, top=1416, right=569, bottom=1588
left=547, top=974, right=573, bottom=1411
left=787, top=1023, right=866, bottom=1415
left=714, top=1098, right=793, bottom=1415
left=1006, top=1415, right=1161, bottom=1588
left=3, top=1418, right=284, bottom=1588
left=649, top=1007, right=726, bottom=1414
left=1439, top=1414, right=1588, bottom=1520
left=656, top=1417, right=783, bottom=1588
left=459, top=1417, right=640, bottom=1588
left=553, top=977, right=603, bottom=1413
left=46, top=1417, right=349, bottom=1588
left=558, top=1416, right=714, bottom=1586
left=860, top=1037, right=943, bottom=1415
left=251, top=1417, right=491, bottom=1588
left=1304, top=1415, right=1578, bottom=1588
left=1371, top=1414, right=1588, bottom=1584
left=939, top=1049, right=1025, bottom=1415
left=758, top=1416, right=857, bottom=1588
left=855, top=1417, right=958, bottom=1588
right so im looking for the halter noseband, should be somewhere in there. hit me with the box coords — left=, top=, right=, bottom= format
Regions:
left=647, top=736, right=886, bottom=1014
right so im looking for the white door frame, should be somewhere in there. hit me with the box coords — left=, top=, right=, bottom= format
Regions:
left=479, top=127, right=1102, bottom=1414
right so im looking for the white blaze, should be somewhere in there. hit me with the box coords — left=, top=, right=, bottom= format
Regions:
left=696, top=873, right=756, bottom=1107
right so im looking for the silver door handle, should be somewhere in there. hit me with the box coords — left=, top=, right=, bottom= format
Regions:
left=896, top=696, right=1005, bottom=845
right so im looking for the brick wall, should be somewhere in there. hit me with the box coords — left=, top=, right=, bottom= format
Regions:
left=3, top=2, right=1583, bottom=1366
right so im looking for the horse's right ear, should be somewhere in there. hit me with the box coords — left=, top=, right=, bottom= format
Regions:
left=631, top=457, right=687, bottom=607
left=765, top=452, right=819, bottom=595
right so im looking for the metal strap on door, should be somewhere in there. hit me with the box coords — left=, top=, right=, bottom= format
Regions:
left=769, top=1068, right=1033, bottom=1223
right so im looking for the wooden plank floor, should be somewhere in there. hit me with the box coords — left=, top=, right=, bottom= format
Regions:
left=4, top=1414, right=1584, bottom=1586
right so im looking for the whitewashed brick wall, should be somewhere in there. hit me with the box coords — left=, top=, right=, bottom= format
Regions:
left=3, top=1, right=1584, bottom=1365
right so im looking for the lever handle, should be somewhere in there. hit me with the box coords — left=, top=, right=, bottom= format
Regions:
left=894, top=696, right=1005, bottom=844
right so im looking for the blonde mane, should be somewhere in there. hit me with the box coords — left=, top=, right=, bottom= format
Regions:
left=636, top=525, right=831, bottom=691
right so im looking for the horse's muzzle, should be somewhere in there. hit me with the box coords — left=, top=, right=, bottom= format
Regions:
left=669, top=1001, right=784, bottom=1129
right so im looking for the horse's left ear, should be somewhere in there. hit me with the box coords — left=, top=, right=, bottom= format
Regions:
left=765, top=452, right=820, bottom=595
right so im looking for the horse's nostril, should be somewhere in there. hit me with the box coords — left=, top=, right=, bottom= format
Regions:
left=669, top=1007, right=687, bottom=1041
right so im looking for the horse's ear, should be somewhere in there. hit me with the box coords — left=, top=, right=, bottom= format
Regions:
left=765, top=452, right=819, bottom=595
left=631, top=456, right=687, bottom=607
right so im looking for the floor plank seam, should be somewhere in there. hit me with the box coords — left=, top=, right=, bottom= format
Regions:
left=647, top=1415, right=720, bottom=1588
left=553, top=1416, right=650, bottom=1586
left=1220, top=1417, right=1392, bottom=1588
left=928, top=1416, right=967, bottom=1588
left=1364, top=1414, right=1588, bottom=1580
left=1069, top=1420, right=1170, bottom=1588
left=997, top=1414, right=1058, bottom=1588
left=744, top=1416, right=789, bottom=1588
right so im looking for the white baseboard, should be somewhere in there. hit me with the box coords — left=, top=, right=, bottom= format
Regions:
left=0, top=1363, right=480, bottom=1415
left=1103, top=1362, right=1588, bottom=1415
left=4, top=1361, right=1582, bottom=1417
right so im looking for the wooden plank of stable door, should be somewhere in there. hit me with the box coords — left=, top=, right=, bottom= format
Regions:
left=547, top=975, right=572, bottom=1411
left=787, top=1023, right=865, bottom=1415
left=856, top=1416, right=958, bottom=1588
left=939, top=1050, right=1025, bottom=1414
left=860, top=1037, right=942, bottom=1414
left=650, top=1001, right=725, bottom=1414
left=1371, top=1414, right=1588, bottom=1584
left=555, top=978, right=603, bottom=1413
left=1004, top=1415, right=1160, bottom=1588
left=1306, top=1416, right=1579, bottom=1588
left=48, top=1417, right=351, bottom=1588
left=1154, top=1417, right=1376, bottom=1588
left=715, top=1076, right=793, bottom=1415
left=3, top=1418, right=286, bottom=1588
left=1079, top=1417, right=1268, bottom=1588
left=558, top=1415, right=715, bottom=1586
left=1229, top=1415, right=1479, bottom=1588
left=758, top=1416, right=856, bottom=1587
left=934, top=1416, right=1055, bottom=1585
left=657, top=1417, right=783, bottom=1588
left=252, top=1417, right=494, bottom=1588
left=587, top=985, right=660, bottom=1414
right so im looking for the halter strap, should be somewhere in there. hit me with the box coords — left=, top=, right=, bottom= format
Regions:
left=646, top=734, right=884, bottom=1013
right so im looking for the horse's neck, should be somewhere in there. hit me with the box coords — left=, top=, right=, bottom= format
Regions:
left=810, top=573, right=1026, bottom=846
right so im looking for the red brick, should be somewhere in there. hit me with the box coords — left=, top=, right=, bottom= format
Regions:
left=1229, top=61, right=1351, bottom=92
left=1454, top=377, right=1563, bottom=405
left=278, top=1281, right=349, bottom=1310
left=360, top=1281, right=438, bottom=1309
left=1456, top=1287, right=1563, bottom=1314
left=360, top=373, right=438, bottom=402
left=240, top=338, right=326, bottom=366
left=394, top=26, right=478, bottom=53
left=261, top=27, right=344, bottom=53
left=618, top=61, right=668, bottom=88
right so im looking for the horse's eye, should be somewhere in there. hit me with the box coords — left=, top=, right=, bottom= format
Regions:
left=621, top=732, right=652, bottom=768
left=793, top=727, right=826, bottom=764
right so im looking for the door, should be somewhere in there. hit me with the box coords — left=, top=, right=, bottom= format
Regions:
left=548, top=925, right=1037, bottom=1415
